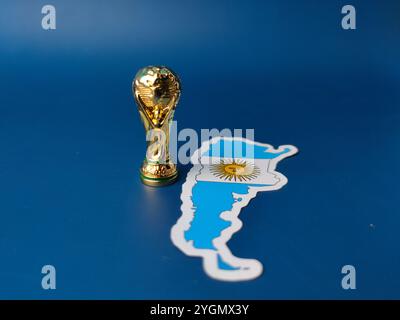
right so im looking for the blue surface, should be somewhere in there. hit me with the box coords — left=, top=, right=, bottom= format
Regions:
left=0, top=0, right=399, bottom=299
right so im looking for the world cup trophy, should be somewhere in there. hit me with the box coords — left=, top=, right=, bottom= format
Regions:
left=133, top=66, right=181, bottom=186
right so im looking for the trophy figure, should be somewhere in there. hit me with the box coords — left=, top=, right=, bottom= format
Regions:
left=133, top=66, right=181, bottom=186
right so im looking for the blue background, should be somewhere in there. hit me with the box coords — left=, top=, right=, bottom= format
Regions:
left=0, top=0, right=399, bottom=299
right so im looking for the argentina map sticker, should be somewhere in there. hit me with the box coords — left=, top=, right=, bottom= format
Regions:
left=171, top=136, right=298, bottom=281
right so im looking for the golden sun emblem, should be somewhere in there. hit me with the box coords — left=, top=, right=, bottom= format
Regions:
left=210, top=159, right=260, bottom=182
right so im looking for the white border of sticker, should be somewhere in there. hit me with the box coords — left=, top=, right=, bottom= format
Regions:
left=171, top=136, right=298, bottom=281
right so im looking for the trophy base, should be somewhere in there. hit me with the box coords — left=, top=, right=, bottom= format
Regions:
left=140, top=161, right=178, bottom=187
left=140, top=172, right=178, bottom=187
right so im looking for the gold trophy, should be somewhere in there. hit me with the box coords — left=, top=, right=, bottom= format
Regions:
left=133, top=66, right=181, bottom=186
